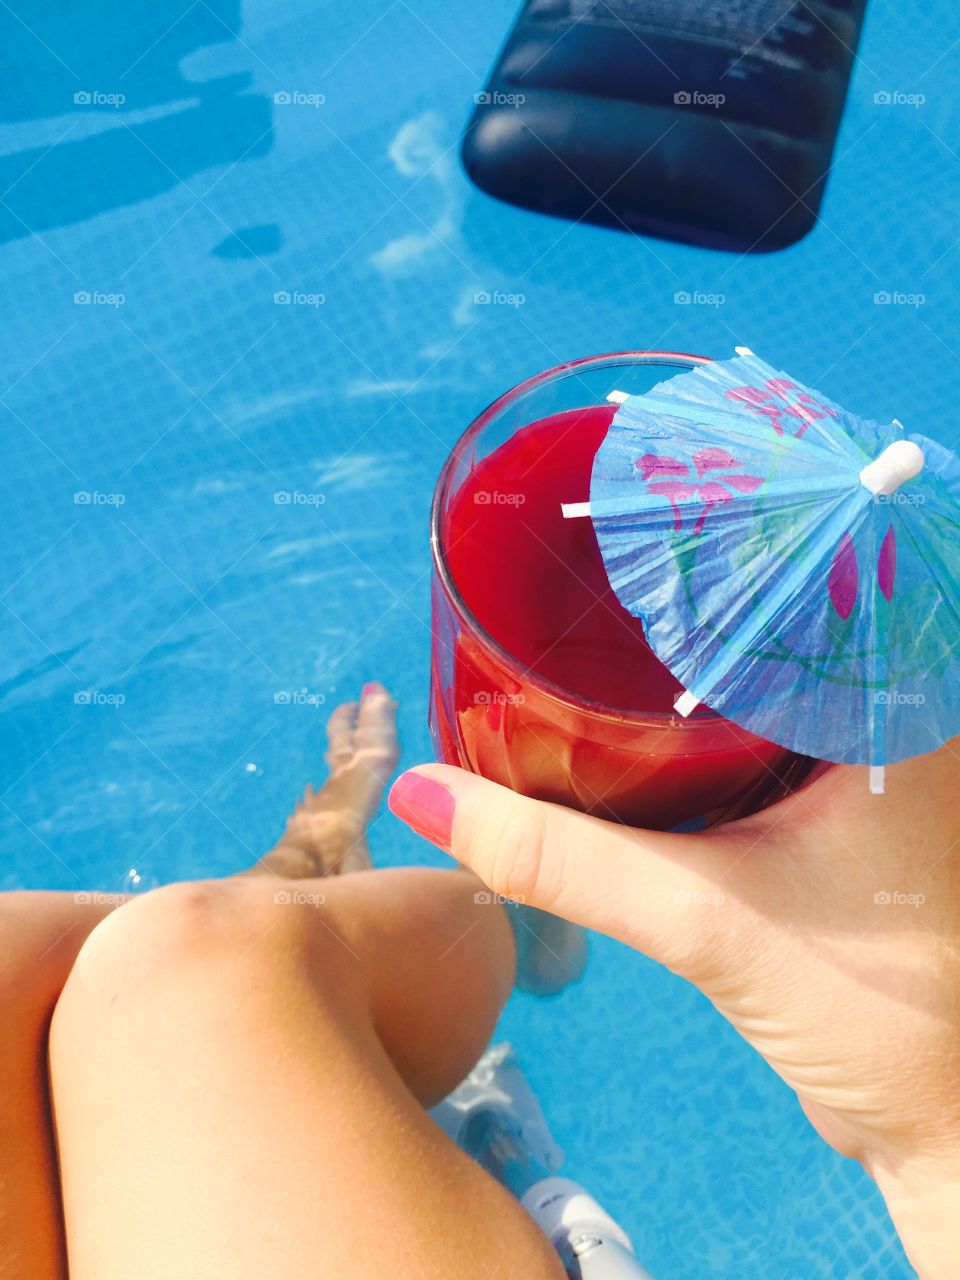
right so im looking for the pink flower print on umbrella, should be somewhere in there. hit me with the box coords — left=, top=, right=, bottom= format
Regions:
left=636, top=447, right=764, bottom=535
left=827, top=523, right=897, bottom=619
left=725, top=378, right=837, bottom=438
left=878, top=524, right=897, bottom=601
left=828, top=532, right=859, bottom=619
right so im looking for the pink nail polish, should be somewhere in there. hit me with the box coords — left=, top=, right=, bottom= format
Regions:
left=388, top=773, right=455, bottom=848
left=361, top=682, right=380, bottom=698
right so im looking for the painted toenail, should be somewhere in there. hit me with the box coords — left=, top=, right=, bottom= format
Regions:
left=388, top=772, right=455, bottom=848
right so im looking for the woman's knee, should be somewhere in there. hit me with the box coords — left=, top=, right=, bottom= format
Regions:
left=54, top=878, right=358, bottom=1020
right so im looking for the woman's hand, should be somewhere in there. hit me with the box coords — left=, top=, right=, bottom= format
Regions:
left=389, top=744, right=960, bottom=1278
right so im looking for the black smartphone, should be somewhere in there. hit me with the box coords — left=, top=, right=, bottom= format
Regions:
left=462, top=0, right=869, bottom=251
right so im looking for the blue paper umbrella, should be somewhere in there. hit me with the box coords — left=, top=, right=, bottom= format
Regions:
left=563, top=349, right=960, bottom=790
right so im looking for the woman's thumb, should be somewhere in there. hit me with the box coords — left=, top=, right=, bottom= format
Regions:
left=387, top=763, right=744, bottom=974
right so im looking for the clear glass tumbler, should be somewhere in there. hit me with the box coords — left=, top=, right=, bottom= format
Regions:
left=430, top=352, right=815, bottom=830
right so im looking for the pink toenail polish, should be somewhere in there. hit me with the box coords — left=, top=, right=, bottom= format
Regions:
left=361, top=682, right=380, bottom=698
left=388, top=773, right=455, bottom=848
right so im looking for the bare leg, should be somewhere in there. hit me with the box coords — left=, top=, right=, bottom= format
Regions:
left=0, top=683, right=404, bottom=1279
left=0, top=892, right=125, bottom=1279
left=49, top=870, right=564, bottom=1279
left=0, top=687, right=399, bottom=1278
left=5, top=684, right=571, bottom=1277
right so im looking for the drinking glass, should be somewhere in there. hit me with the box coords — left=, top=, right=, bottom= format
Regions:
left=430, top=352, right=815, bottom=830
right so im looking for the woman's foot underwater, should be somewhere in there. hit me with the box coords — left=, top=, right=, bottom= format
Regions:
left=240, top=681, right=401, bottom=880
left=243, top=682, right=587, bottom=995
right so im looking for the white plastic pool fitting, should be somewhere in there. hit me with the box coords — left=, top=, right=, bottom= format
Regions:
left=433, top=1046, right=656, bottom=1278
left=521, top=1177, right=653, bottom=1279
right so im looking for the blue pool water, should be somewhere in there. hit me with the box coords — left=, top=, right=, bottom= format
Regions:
left=2, top=2, right=957, bottom=1274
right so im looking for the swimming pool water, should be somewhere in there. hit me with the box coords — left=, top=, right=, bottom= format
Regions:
left=2, top=2, right=957, bottom=1274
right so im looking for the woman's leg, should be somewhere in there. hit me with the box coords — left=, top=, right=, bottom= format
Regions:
left=8, top=685, right=569, bottom=1278
left=0, top=892, right=125, bottom=1279
left=0, top=686, right=393, bottom=1279
left=49, top=869, right=564, bottom=1280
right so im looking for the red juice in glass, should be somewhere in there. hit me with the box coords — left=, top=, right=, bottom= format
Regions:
left=429, top=353, right=814, bottom=830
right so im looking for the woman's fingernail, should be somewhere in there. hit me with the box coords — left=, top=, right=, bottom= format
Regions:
left=388, top=773, right=455, bottom=848
left=361, top=682, right=380, bottom=698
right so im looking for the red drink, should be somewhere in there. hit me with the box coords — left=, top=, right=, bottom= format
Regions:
left=430, top=355, right=813, bottom=830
